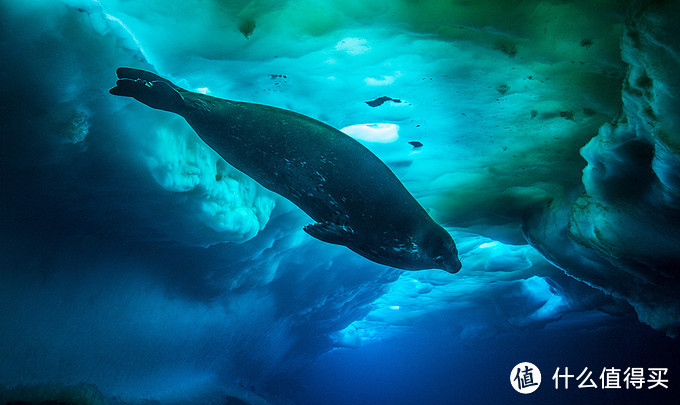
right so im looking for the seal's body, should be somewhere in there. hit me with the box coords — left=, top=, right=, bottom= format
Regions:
left=110, top=68, right=461, bottom=272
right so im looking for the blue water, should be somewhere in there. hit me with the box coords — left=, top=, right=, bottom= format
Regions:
left=292, top=320, right=680, bottom=405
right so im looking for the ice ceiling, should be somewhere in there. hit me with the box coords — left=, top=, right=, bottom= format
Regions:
left=0, top=0, right=679, bottom=403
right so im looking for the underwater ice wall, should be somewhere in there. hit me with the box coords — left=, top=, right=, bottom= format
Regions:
left=0, top=1, right=398, bottom=402
left=525, top=0, right=680, bottom=336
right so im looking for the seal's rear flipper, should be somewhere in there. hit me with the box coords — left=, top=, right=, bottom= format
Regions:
left=115, top=67, right=187, bottom=92
left=304, top=222, right=355, bottom=246
left=110, top=78, right=185, bottom=114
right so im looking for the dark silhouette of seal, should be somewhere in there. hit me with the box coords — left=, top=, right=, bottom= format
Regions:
left=110, top=68, right=461, bottom=272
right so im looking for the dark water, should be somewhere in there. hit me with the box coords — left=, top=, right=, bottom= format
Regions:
left=293, top=317, right=680, bottom=405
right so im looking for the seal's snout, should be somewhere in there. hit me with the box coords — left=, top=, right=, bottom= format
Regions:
left=424, top=228, right=462, bottom=274
left=432, top=250, right=461, bottom=274
left=445, top=256, right=462, bottom=274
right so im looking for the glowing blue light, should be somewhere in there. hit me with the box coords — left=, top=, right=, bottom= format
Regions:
left=340, top=123, right=399, bottom=143
left=104, top=13, right=150, bottom=62
left=335, top=37, right=370, bottom=55
left=365, top=72, right=402, bottom=86
left=479, top=241, right=499, bottom=249
left=389, top=306, right=400, bottom=310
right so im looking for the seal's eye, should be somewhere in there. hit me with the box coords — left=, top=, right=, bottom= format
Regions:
left=434, top=256, right=444, bottom=265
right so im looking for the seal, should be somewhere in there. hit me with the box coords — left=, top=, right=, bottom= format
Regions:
left=110, top=68, right=461, bottom=273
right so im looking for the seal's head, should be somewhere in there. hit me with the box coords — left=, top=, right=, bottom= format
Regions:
left=417, top=226, right=462, bottom=273
left=355, top=225, right=462, bottom=273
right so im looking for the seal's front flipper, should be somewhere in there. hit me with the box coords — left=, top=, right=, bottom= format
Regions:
left=110, top=78, right=185, bottom=114
left=303, top=222, right=355, bottom=246
left=115, top=67, right=187, bottom=92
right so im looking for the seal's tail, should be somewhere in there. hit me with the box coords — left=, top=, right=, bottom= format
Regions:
left=109, top=67, right=186, bottom=114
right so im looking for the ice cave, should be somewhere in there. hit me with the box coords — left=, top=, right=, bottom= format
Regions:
left=1, top=0, right=679, bottom=404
